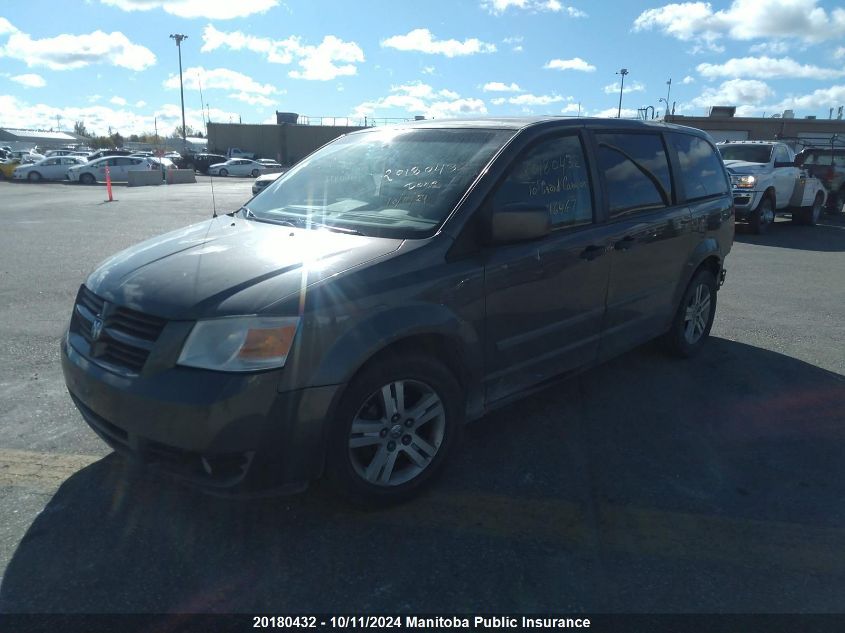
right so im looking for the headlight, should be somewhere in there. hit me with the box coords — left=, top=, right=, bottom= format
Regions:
left=177, top=316, right=299, bottom=372
left=732, top=174, right=756, bottom=189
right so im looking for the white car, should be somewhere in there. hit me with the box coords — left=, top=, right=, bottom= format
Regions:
left=251, top=169, right=287, bottom=195
left=67, top=155, right=160, bottom=184
left=13, top=156, right=88, bottom=181
left=208, top=158, right=267, bottom=177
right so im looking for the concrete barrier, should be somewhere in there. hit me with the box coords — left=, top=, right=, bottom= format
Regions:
left=127, top=170, right=163, bottom=187
left=166, top=169, right=197, bottom=184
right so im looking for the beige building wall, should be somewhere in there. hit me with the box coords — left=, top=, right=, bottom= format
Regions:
left=665, top=115, right=845, bottom=149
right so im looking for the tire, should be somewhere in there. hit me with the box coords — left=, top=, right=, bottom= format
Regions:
left=219, top=168, right=228, bottom=177
left=325, top=354, right=464, bottom=507
left=661, top=269, right=718, bottom=358
left=80, top=173, right=95, bottom=185
left=251, top=169, right=260, bottom=178
left=28, top=171, right=42, bottom=182
left=749, top=196, right=774, bottom=234
left=792, top=193, right=824, bottom=226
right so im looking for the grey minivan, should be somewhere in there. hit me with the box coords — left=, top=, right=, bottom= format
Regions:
left=61, top=117, right=734, bottom=505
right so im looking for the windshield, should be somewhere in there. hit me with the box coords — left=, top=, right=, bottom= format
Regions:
left=718, top=144, right=773, bottom=163
left=247, top=127, right=513, bottom=238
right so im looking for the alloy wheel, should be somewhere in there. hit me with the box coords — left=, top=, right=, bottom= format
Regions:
left=348, top=380, right=446, bottom=487
left=683, top=283, right=711, bottom=344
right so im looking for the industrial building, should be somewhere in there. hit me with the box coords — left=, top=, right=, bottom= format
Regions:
left=665, top=107, right=845, bottom=149
left=207, top=112, right=365, bottom=165
left=0, top=128, right=85, bottom=152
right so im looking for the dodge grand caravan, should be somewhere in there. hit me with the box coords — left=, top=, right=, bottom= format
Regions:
left=61, top=118, right=734, bottom=505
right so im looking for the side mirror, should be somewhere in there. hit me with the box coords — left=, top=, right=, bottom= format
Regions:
left=490, top=204, right=551, bottom=244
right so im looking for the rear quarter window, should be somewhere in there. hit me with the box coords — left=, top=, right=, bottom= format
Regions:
left=670, top=134, right=730, bottom=200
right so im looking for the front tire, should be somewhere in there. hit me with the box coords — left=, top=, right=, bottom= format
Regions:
left=219, top=168, right=228, bottom=177
left=750, top=196, right=774, bottom=234
left=251, top=169, right=260, bottom=178
left=662, top=270, right=717, bottom=358
left=325, top=354, right=464, bottom=507
left=80, top=173, right=95, bottom=185
left=28, top=171, right=42, bottom=182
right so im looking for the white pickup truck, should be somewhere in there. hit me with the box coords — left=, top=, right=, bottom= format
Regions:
left=717, top=141, right=827, bottom=233
left=226, top=147, right=257, bottom=160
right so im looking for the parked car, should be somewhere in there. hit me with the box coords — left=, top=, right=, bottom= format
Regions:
left=251, top=169, right=287, bottom=195
left=61, top=117, right=733, bottom=505
left=796, top=146, right=845, bottom=213
left=12, top=155, right=87, bottom=181
left=208, top=158, right=267, bottom=177
left=190, top=153, right=228, bottom=175
left=67, top=155, right=158, bottom=184
left=256, top=159, right=282, bottom=167
left=9, top=150, right=44, bottom=164
left=86, top=149, right=133, bottom=162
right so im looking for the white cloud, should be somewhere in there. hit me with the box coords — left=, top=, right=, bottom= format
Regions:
left=381, top=29, right=496, bottom=57
left=482, top=0, right=588, bottom=16
left=749, top=40, right=791, bottom=55
left=10, top=73, right=46, bottom=88
left=544, top=57, right=596, bottom=72
left=351, top=82, right=487, bottom=120
left=0, top=28, right=155, bottom=71
left=110, top=96, right=127, bottom=106
left=633, top=0, right=845, bottom=45
left=483, top=81, right=522, bottom=92
left=99, top=0, right=278, bottom=19
left=603, top=80, right=646, bottom=95
left=135, top=100, right=146, bottom=108
left=0, top=17, right=18, bottom=35
left=689, top=78, right=774, bottom=109
left=697, top=56, right=845, bottom=80
left=422, top=66, right=435, bottom=75
left=201, top=25, right=364, bottom=81
left=0, top=94, right=239, bottom=136
left=592, top=107, right=639, bottom=118
left=495, top=93, right=568, bottom=106
left=682, top=75, right=695, bottom=84
left=835, top=47, right=845, bottom=59
left=769, top=84, right=845, bottom=112
left=164, top=66, right=282, bottom=108
left=561, top=103, right=581, bottom=114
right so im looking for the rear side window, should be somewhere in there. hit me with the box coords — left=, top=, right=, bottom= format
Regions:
left=670, top=134, right=730, bottom=200
left=595, top=132, right=672, bottom=218
left=492, top=134, right=593, bottom=228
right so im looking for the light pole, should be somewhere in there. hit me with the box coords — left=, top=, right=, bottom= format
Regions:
left=663, top=77, right=672, bottom=121
left=616, top=68, right=629, bottom=118
left=169, top=33, right=188, bottom=150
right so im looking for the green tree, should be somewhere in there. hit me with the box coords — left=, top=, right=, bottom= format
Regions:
left=73, top=120, right=88, bottom=137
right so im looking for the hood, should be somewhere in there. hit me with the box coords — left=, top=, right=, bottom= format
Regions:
left=722, top=160, right=769, bottom=174
left=86, top=216, right=403, bottom=320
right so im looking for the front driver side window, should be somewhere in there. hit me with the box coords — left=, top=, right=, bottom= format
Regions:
left=492, top=135, right=593, bottom=228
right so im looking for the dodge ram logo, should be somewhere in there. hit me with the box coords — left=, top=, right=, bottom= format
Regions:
left=91, top=317, right=104, bottom=341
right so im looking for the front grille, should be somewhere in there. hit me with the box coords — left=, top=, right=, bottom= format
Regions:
left=70, top=285, right=167, bottom=373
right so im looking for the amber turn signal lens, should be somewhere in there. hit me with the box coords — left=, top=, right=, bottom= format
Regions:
left=238, top=326, right=297, bottom=359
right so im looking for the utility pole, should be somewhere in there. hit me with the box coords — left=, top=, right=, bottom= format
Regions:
left=169, top=33, right=188, bottom=151
left=616, top=68, right=629, bottom=118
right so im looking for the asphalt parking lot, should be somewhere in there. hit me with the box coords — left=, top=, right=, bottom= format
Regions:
left=0, top=178, right=844, bottom=615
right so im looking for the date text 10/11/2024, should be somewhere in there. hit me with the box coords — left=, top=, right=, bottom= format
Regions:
left=252, top=615, right=592, bottom=629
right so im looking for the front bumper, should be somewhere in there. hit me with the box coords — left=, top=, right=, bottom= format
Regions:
left=61, top=336, right=340, bottom=493
left=731, top=189, right=762, bottom=220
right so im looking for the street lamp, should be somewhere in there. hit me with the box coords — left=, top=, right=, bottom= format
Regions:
left=658, top=97, right=669, bottom=119
left=169, top=33, right=188, bottom=150
left=665, top=78, right=672, bottom=115
left=616, top=68, right=629, bottom=119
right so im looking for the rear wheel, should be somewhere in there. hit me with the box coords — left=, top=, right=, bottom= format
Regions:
left=750, top=196, right=774, bottom=234
left=792, top=193, right=824, bottom=226
left=325, top=354, right=463, bottom=507
left=251, top=169, right=260, bottom=178
left=661, top=270, right=717, bottom=358
left=80, top=173, right=95, bottom=185
left=28, top=171, right=42, bottom=182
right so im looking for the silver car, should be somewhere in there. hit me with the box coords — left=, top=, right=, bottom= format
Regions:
left=13, top=156, right=87, bottom=182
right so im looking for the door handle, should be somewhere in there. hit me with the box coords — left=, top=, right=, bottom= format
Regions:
left=580, top=244, right=607, bottom=261
left=614, top=236, right=636, bottom=251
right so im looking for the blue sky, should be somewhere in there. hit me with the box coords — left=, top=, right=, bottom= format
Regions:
left=2, top=0, right=845, bottom=137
